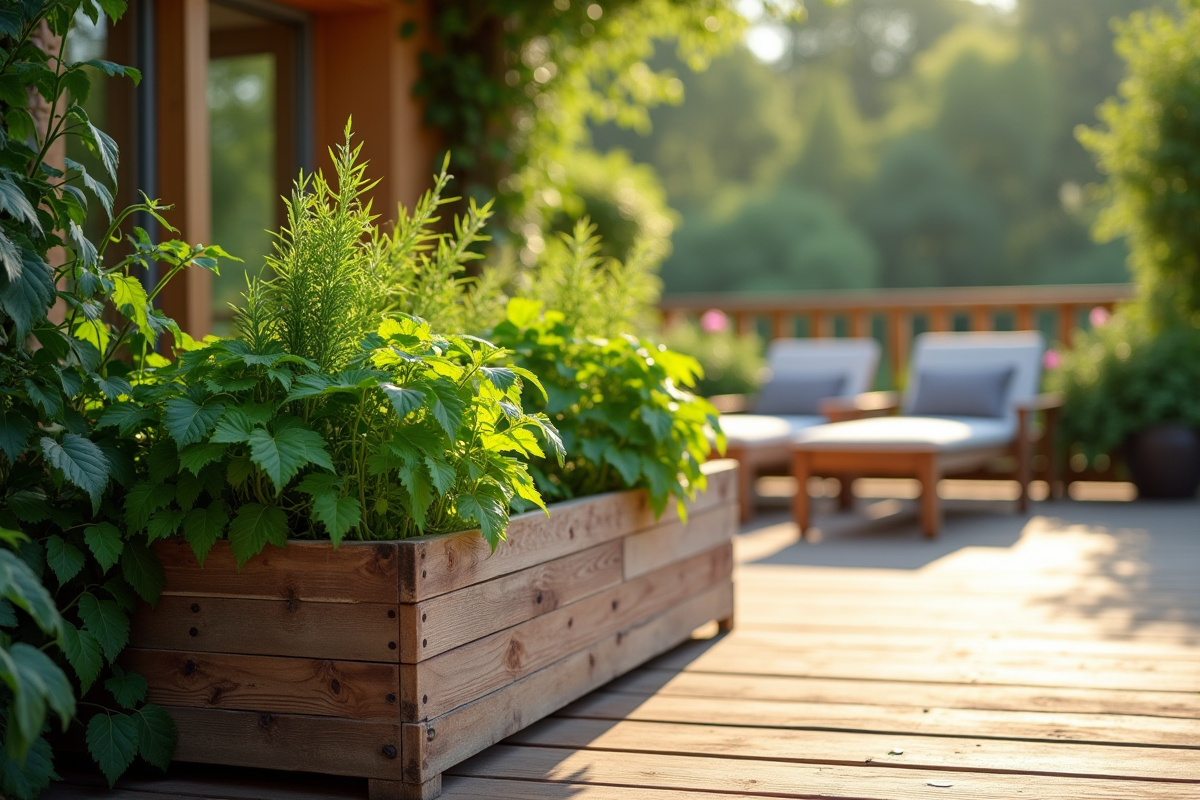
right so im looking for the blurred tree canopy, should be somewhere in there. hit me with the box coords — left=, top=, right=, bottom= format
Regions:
left=593, top=0, right=1161, bottom=294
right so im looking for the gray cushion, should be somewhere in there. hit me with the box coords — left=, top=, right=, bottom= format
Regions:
left=754, top=374, right=846, bottom=416
left=910, top=367, right=1015, bottom=418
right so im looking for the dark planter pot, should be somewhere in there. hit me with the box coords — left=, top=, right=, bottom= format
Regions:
left=1124, top=424, right=1200, bottom=499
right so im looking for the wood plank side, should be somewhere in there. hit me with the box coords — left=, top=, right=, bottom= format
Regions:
left=164, top=706, right=403, bottom=780
left=403, top=580, right=734, bottom=783
left=124, top=649, right=399, bottom=721
left=131, top=596, right=400, bottom=663
left=154, top=540, right=401, bottom=603
left=398, top=461, right=738, bottom=602
left=622, top=502, right=736, bottom=580
left=449, top=746, right=1195, bottom=799
left=403, top=543, right=733, bottom=721
left=399, top=541, right=624, bottom=663
left=508, top=717, right=1200, bottom=783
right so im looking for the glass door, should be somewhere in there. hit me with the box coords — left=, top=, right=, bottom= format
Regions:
left=208, top=1, right=307, bottom=333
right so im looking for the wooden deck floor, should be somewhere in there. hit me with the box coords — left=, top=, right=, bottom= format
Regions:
left=50, top=489, right=1200, bottom=799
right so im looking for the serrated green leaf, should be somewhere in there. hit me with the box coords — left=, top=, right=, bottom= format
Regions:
left=0, top=408, right=33, bottom=462
left=77, top=592, right=130, bottom=663
left=247, top=426, right=334, bottom=493
left=210, top=408, right=258, bottom=444
left=123, top=481, right=175, bottom=533
left=96, top=402, right=151, bottom=436
left=182, top=501, right=228, bottom=565
left=145, top=509, right=184, bottom=543
left=456, top=485, right=509, bottom=550
left=86, top=713, right=138, bottom=787
left=0, top=550, right=62, bottom=637
left=228, top=503, right=287, bottom=566
left=40, top=434, right=110, bottom=509
left=178, top=441, right=225, bottom=476
left=121, top=538, right=164, bottom=605
left=110, top=273, right=150, bottom=337
left=45, top=535, right=85, bottom=585
left=135, top=704, right=175, bottom=771
left=104, top=666, right=147, bottom=709
left=424, top=455, right=456, bottom=496
left=84, top=523, right=124, bottom=573
left=61, top=623, right=103, bottom=693
left=379, top=382, right=426, bottom=418
left=91, top=373, right=133, bottom=400
left=0, top=598, right=15, bottom=627
left=423, top=381, right=466, bottom=440
left=0, top=246, right=54, bottom=339
left=398, top=461, right=434, bottom=530
left=603, top=444, right=642, bottom=485
left=310, top=494, right=360, bottom=546
left=0, top=643, right=75, bottom=760
left=162, top=397, right=225, bottom=447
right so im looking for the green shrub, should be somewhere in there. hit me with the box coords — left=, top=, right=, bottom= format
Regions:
left=0, top=2, right=231, bottom=792
left=659, top=319, right=765, bottom=397
left=137, top=133, right=562, bottom=561
left=1052, top=312, right=1200, bottom=458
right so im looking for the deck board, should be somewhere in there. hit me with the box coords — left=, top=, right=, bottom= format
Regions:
left=47, top=495, right=1200, bottom=799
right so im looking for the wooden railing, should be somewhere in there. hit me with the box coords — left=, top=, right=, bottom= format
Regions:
left=661, top=284, right=1133, bottom=385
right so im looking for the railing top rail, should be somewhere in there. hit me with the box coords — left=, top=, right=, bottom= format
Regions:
left=659, top=284, right=1133, bottom=313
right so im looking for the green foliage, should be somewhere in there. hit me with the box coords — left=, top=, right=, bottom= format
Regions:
left=659, top=319, right=765, bottom=397
left=140, top=139, right=563, bottom=560
left=1078, top=0, right=1200, bottom=319
left=0, top=2, right=245, bottom=792
left=1053, top=312, right=1200, bottom=457
left=664, top=188, right=880, bottom=293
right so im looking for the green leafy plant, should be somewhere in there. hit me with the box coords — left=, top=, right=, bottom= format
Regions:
left=1053, top=313, right=1200, bottom=459
left=0, top=1, right=234, bottom=794
left=659, top=317, right=765, bottom=397
left=137, top=132, right=564, bottom=561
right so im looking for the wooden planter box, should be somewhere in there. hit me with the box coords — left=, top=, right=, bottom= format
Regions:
left=127, top=460, right=738, bottom=799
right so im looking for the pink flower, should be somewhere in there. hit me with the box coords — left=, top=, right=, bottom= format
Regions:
left=700, top=309, right=728, bottom=333
left=1043, top=349, right=1062, bottom=370
left=1088, top=306, right=1111, bottom=328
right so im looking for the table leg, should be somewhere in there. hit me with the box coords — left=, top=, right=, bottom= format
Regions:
left=918, top=453, right=942, bottom=539
left=792, top=450, right=812, bottom=538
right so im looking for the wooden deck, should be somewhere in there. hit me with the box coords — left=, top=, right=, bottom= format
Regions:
left=49, top=487, right=1200, bottom=799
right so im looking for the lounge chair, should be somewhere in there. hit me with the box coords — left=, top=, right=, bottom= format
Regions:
left=721, top=338, right=883, bottom=521
left=791, top=331, right=1061, bottom=538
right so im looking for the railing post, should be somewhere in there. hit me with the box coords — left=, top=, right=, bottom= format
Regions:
left=736, top=312, right=755, bottom=337
left=972, top=306, right=990, bottom=332
left=930, top=307, right=949, bottom=333
left=1016, top=305, right=1032, bottom=332
left=851, top=310, right=869, bottom=338
left=809, top=311, right=824, bottom=339
left=1059, top=305, right=1074, bottom=346
left=771, top=312, right=790, bottom=340
left=889, top=309, right=907, bottom=386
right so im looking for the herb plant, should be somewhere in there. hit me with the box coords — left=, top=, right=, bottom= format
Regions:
left=137, top=131, right=563, bottom=563
left=0, top=2, right=231, bottom=793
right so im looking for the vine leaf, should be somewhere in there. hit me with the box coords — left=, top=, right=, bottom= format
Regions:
left=40, top=434, right=111, bottom=510
left=77, top=593, right=130, bottom=664
left=0, top=643, right=75, bottom=759
left=61, top=623, right=104, bottom=694
left=84, top=523, right=124, bottom=573
left=182, top=501, right=228, bottom=565
left=124, top=481, right=175, bottom=533
left=121, top=538, right=165, bottom=605
left=45, top=535, right=85, bottom=585
left=247, top=427, right=334, bottom=493
left=0, top=549, right=62, bottom=637
left=104, top=665, right=147, bottom=710
left=0, top=408, right=34, bottom=461
left=310, top=494, right=361, bottom=546
left=135, top=704, right=176, bottom=771
left=178, top=442, right=226, bottom=475
left=162, top=397, right=225, bottom=448
left=86, top=713, right=138, bottom=787
left=228, top=503, right=287, bottom=566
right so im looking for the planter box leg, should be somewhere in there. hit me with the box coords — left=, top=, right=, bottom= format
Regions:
left=369, top=775, right=441, bottom=800
left=718, top=613, right=735, bottom=633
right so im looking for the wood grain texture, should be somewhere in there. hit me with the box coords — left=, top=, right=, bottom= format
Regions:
left=449, top=745, right=1194, bottom=799
left=125, top=649, right=399, bottom=720
left=164, top=706, right=403, bottom=780
left=132, top=596, right=400, bottom=662
left=399, top=541, right=623, bottom=663
left=403, top=543, right=733, bottom=720
left=507, top=717, right=1200, bottom=782
left=397, top=461, right=737, bottom=602
left=403, top=581, right=735, bottom=783
left=621, top=503, right=736, bottom=580
left=155, top=540, right=401, bottom=603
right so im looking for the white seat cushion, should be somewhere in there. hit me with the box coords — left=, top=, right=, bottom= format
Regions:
left=720, top=414, right=826, bottom=447
left=795, top=416, right=1016, bottom=452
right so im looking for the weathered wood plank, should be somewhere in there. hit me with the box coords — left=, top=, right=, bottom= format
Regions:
left=558, top=691, right=1200, bottom=748
left=440, top=778, right=747, bottom=799
left=399, top=541, right=623, bottom=663
left=610, top=667, right=1200, bottom=719
left=132, top=596, right=400, bottom=663
left=622, top=503, right=737, bottom=580
left=397, top=461, right=737, bottom=602
left=154, top=540, right=401, bottom=603
left=403, top=581, right=735, bottom=783
left=164, top=706, right=402, bottom=780
left=510, top=717, right=1200, bottom=783
left=450, top=745, right=1196, bottom=798
left=403, top=543, right=732, bottom=720
left=125, top=649, right=399, bottom=721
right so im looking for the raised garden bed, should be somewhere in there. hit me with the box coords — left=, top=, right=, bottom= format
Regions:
left=125, top=460, right=738, bottom=799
